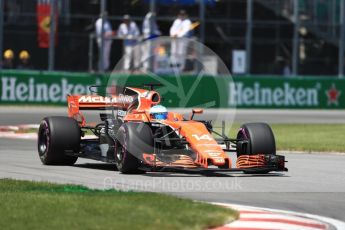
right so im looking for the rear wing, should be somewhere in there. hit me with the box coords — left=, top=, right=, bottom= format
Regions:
left=67, top=94, right=135, bottom=110
left=68, top=85, right=139, bottom=110
left=67, top=86, right=139, bottom=125
left=67, top=85, right=161, bottom=126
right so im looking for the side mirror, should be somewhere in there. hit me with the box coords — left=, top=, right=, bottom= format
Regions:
left=190, top=108, right=203, bottom=120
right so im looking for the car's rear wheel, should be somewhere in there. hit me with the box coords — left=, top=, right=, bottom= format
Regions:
left=115, top=122, right=153, bottom=174
left=38, top=116, right=80, bottom=165
left=236, top=122, right=276, bottom=173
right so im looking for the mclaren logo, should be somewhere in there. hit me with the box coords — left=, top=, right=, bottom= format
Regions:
left=78, top=95, right=133, bottom=104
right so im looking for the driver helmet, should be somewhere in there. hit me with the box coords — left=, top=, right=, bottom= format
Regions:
left=150, top=105, right=168, bottom=120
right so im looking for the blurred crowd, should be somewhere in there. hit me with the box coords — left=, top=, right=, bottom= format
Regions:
left=1, top=49, right=33, bottom=70
left=95, top=9, right=194, bottom=73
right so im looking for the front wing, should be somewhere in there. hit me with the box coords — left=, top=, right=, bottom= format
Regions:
left=140, top=154, right=287, bottom=174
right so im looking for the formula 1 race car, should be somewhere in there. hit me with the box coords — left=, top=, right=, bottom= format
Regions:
left=37, top=84, right=287, bottom=174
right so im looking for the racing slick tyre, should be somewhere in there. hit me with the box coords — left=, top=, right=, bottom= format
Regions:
left=37, top=116, right=80, bottom=165
left=236, top=122, right=276, bottom=156
left=236, top=123, right=276, bottom=174
left=115, top=122, right=154, bottom=174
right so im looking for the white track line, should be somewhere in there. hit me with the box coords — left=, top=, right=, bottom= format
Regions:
left=0, top=132, right=37, bottom=140
left=238, top=213, right=326, bottom=224
left=0, top=131, right=96, bottom=140
left=223, top=221, right=325, bottom=230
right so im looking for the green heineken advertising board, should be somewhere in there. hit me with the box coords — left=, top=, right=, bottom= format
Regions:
left=229, top=76, right=343, bottom=109
left=0, top=70, right=105, bottom=105
left=0, top=70, right=343, bottom=109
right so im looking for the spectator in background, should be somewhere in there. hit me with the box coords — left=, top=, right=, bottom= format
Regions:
left=141, top=12, right=161, bottom=72
left=169, top=10, right=192, bottom=72
left=117, top=15, right=140, bottom=71
left=2, top=49, right=14, bottom=69
left=95, top=12, right=113, bottom=71
left=283, top=60, right=292, bottom=77
left=282, top=0, right=293, bottom=17
left=17, top=50, right=33, bottom=70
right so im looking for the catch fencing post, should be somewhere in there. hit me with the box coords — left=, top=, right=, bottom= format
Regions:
left=339, top=0, right=344, bottom=78
left=199, top=0, right=205, bottom=45
left=99, top=0, right=106, bottom=73
left=246, top=0, right=253, bottom=74
left=48, top=0, right=56, bottom=71
left=0, top=0, right=4, bottom=70
left=197, top=0, right=205, bottom=73
left=150, top=0, right=156, bottom=13
left=292, top=0, right=299, bottom=76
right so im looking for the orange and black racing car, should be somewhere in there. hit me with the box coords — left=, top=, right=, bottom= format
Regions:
left=37, top=84, right=287, bottom=174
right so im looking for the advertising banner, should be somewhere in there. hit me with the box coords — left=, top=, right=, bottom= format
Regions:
left=229, top=76, right=344, bottom=109
left=0, top=71, right=104, bottom=105
left=0, top=70, right=344, bottom=109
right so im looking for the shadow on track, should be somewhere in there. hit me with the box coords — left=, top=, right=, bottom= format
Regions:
left=143, top=172, right=287, bottom=178
left=73, top=163, right=288, bottom=178
left=74, top=163, right=116, bottom=171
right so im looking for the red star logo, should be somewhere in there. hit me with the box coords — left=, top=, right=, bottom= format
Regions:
left=326, top=83, right=341, bottom=106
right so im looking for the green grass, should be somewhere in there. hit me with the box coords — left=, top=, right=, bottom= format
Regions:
left=226, top=123, right=345, bottom=152
left=0, top=179, right=238, bottom=230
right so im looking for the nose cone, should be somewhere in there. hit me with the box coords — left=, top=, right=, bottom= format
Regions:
left=204, top=150, right=228, bottom=166
left=163, top=120, right=231, bottom=168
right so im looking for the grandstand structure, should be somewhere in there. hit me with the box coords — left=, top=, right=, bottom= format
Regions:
left=0, top=0, right=343, bottom=76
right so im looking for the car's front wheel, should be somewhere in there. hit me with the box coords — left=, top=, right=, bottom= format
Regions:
left=236, top=122, right=276, bottom=173
left=115, top=122, right=153, bottom=174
